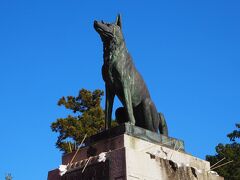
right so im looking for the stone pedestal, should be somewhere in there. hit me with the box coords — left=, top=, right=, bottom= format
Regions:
left=48, top=123, right=223, bottom=180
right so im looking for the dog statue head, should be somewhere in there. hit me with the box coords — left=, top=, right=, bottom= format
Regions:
left=94, top=14, right=123, bottom=45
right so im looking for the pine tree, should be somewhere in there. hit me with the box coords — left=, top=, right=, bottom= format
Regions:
left=51, top=88, right=117, bottom=154
left=206, top=123, right=240, bottom=180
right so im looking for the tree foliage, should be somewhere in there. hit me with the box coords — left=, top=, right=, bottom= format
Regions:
left=206, top=123, right=240, bottom=180
left=51, top=89, right=107, bottom=154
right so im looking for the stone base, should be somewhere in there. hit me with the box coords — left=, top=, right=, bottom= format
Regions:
left=48, top=124, right=223, bottom=180
left=85, top=123, right=185, bottom=151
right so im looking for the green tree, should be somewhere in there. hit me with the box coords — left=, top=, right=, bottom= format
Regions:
left=206, top=123, right=240, bottom=180
left=51, top=88, right=118, bottom=154
left=51, top=89, right=107, bottom=153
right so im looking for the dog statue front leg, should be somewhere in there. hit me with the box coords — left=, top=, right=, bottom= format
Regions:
left=123, top=87, right=135, bottom=125
left=105, top=85, right=114, bottom=130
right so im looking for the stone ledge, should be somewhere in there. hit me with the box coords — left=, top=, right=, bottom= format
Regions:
left=86, top=123, right=184, bottom=151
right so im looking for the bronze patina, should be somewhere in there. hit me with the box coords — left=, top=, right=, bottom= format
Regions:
left=94, top=15, right=168, bottom=135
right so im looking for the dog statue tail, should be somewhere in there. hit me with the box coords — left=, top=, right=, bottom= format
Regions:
left=158, top=112, right=168, bottom=136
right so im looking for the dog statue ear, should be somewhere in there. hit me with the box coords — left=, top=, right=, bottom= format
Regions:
left=116, top=14, right=122, bottom=29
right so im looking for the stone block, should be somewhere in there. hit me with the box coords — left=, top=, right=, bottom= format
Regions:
left=48, top=124, right=223, bottom=180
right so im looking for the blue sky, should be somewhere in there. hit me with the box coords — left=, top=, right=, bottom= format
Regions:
left=0, top=0, right=239, bottom=179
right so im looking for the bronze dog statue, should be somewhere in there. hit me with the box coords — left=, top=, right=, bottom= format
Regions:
left=94, top=15, right=168, bottom=135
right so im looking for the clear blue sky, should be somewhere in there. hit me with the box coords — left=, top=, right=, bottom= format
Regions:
left=0, top=0, right=239, bottom=179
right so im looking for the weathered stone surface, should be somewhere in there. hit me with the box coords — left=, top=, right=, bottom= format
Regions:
left=48, top=131, right=223, bottom=180
left=124, top=135, right=209, bottom=171
left=125, top=143, right=223, bottom=180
